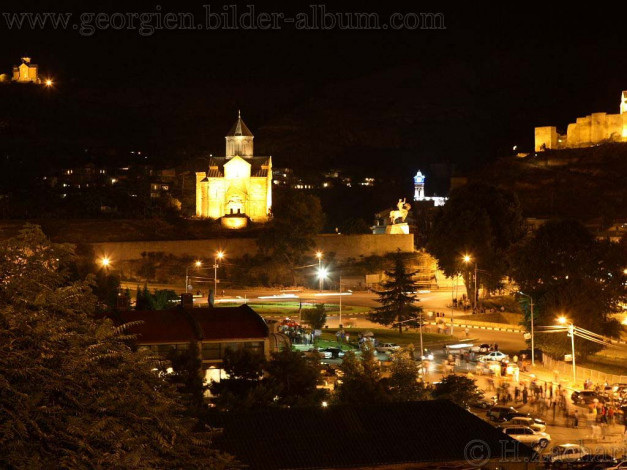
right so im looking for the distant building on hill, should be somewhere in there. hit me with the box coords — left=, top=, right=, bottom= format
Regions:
left=12, top=57, right=40, bottom=84
left=195, top=111, right=272, bottom=228
left=535, top=91, right=627, bottom=151
left=413, top=170, right=447, bottom=206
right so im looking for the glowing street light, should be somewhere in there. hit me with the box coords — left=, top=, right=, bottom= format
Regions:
left=214, top=251, right=225, bottom=296
left=45, top=79, right=53, bottom=87
left=99, top=256, right=111, bottom=269
left=462, top=254, right=478, bottom=314
left=315, top=251, right=323, bottom=291
left=185, top=260, right=203, bottom=293
left=538, top=316, right=609, bottom=385
left=557, top=316, right=576, bottom=383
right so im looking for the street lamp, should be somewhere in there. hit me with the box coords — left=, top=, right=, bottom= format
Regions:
left=316, top=251, right=323, bottom=291
left=185, top=260, right=202, bottom=293
left=557, top=316, right=576, bottom=383
left=463, top=254, right=478, bottom=314
left=99, top=256, right=111, bottom=269
left=537, top=317, right=609, bottom=385
left=518, top=291, right=535, bottom=367
left=317, top=266, right=328, bottom=294
left=214, top=251, right=224, bottom=296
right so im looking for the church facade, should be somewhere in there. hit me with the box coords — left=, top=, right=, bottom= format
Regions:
left=195, top=113, right=272, bottom=226
left=12, top=57, right=40, bottom=83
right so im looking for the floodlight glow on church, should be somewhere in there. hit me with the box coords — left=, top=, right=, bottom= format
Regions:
left=413, top=170, right=447, bottom=207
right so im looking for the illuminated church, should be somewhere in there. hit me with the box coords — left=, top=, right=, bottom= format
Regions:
left=195, top=112, right=272, bottom=227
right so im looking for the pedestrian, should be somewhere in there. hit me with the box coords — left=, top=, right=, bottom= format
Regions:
left=514, top=386, right=520, bottom=402
left=574, top=410, right=579, bottom=428
left=522, top=387, right=528, bottom=404
left=465, top=327, right=470, bottom=338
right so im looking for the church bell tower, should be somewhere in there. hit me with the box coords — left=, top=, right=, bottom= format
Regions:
left=225, top=110, right=254, bottom=158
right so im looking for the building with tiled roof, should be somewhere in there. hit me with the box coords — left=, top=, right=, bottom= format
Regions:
left=195, top=111, right=272, bottom=228
left=211, top=400, right=537, bottom=470
left=106, top=295, right=289, bottom=383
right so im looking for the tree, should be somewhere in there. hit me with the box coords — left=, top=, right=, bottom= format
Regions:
left=369, top=253, right=422, bottom=333
left=165, top=342, right=207, bottom=415
left=388, top=346, right=429, bottom=402
left=340, top=217, right=371, bottom=235
left=510, top=220, right=626, bottom=358
left=264, top=348, right=326, bottom=407
left=135, top=284, right=179, bottom=310
left=432, top=374, right=484, bottom=408
left=257, top=190, right=325, bottom=284
left=427, top=183, right=526, bottom=301
left=302, top=303, right=327, bottom=334
left=335, top=344, right=389, bottom=405
left=0, top=226, right=235, bottom=468
left=209, top=347, right=271, bottom=411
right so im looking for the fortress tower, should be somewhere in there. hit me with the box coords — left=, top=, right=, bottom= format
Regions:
left=535, top=90, right=627, bottom=151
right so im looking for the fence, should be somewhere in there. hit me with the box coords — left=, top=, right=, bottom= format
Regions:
left=542, top=354, right=627, bottom=385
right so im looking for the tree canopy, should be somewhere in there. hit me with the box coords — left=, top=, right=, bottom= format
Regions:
left=0, top=225, right=235, bottom=468
left=427, top=183, right=526, bottom=299
left=432, top=374, right=484, bottom=408
left=369, top=253, right=422, bottom=333
left=257, top=190, right=324, bottom=283
left=510, top=220, right=626, bottom=358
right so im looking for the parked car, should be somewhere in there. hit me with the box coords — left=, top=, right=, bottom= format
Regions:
left=486, top=405, right=518, bottom=422
left=502, top=411, right=547, bottom=426
left=479, top=351, right=509, bottom=362
left=607, top=461, right=627, bottom=470
left=376, top=343, right=401, bottom=354
left=571, top=390, right=609, bottom=405
left=571, top=454, right=621, bottom=470
left=498, top=425, right=551, bottom=448
left=545, top=444, right=589, bottom=463
left=319, top=347, right=345, bottom=359
left=503, top=416, right=546, bottom=433
left=469, top=396, right=496, bottom=409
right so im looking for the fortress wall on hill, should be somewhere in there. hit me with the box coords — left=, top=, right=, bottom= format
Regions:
left=90, top=233, right=415, bottom=261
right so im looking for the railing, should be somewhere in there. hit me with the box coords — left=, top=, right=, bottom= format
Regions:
left=542, top=354, right=627, bottom=385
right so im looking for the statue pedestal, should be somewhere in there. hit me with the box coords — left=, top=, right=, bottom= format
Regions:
left=385, top=223, right=409, bottom=235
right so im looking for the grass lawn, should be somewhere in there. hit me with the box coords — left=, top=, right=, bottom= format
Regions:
left=318, top=328, right=454, bottom=349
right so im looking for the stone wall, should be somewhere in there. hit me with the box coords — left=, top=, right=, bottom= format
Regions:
left=91, top=233, right=415, bottom=262
left=535, top=91, right=627, bottom=151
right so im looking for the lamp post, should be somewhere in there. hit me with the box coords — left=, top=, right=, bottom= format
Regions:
left=185, top=260, right=202, bottom=293
left=518, top=291, right=535, bottom=367
left=463, top=255, right=478, bottom=314
left=317, top=266, right=328, bottom=294
left=316, top=251, right=323, bottom=291
left=339, top=274, right=342, bottom=327
left=214, top=251, right=224, bottom=296
left=558, top=316, right=577, bottom=384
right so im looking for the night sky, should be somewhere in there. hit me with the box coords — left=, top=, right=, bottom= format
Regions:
left=1, top=2, right=627, bottom=179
